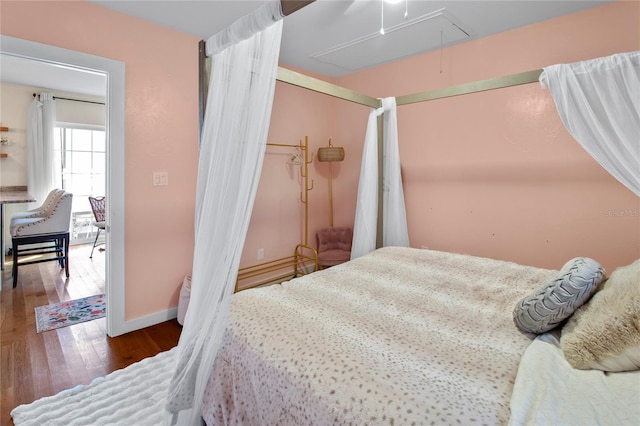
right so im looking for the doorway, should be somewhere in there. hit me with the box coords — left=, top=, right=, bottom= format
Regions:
left=0, top=35, right=127, bottom=337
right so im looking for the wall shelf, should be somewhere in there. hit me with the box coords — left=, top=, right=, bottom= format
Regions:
left=1, top=126, right=9, bottom=148
left=0, top=154, right=8, bottom=158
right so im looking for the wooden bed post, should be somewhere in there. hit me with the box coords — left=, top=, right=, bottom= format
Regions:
left=281, top=1, right=315, bottom=16
left=198, top=39, right=207, bottom=134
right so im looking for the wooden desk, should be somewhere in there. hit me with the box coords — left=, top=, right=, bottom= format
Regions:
left=0, top=187, right=36, bottom=271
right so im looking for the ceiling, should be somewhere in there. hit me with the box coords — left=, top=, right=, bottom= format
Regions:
left=1, top=0, right=611, bottom=96
left=0, top=54, right=108, bottom=97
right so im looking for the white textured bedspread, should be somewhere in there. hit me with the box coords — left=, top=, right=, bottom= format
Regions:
left=203, top=247, right=555, bottom=425
left=509, top=333, right=640, bottom=426
left=11, top=348, right=177, bottom=426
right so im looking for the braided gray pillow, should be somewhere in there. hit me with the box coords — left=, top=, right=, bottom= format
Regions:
left=513, top=257, right=605, bottom=334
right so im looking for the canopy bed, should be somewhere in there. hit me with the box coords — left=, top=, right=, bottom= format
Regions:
left=201, top=248, right=639, bottom=425
left=168, top=1, right=639, bottom=424
left=203, top=246, right=557, bottom=424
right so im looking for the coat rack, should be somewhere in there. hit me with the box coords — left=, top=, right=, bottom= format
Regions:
left=236, top=136, right=318, bottom=291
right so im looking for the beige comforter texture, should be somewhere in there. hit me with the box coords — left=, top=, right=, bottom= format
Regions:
left=202, top=247, right=555, bottom=425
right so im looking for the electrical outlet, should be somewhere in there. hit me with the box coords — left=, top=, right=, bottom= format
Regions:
left=152, top=172, right=169, bottom=186
left=257, top=248, right=264, bottom=260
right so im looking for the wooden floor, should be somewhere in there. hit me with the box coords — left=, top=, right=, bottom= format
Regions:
left=0, top=244, right=182, bottom=425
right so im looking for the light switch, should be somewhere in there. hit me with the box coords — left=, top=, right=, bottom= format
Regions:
left=153, top=172, right=169, bottom=186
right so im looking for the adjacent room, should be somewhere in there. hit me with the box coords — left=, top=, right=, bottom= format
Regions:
left=1, top=0, right=638, bottom=424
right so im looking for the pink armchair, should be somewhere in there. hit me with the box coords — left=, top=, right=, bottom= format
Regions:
left=316, top=226, right=352, bottom=269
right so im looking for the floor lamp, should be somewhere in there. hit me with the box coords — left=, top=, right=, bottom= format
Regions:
left=317, top=138, right=345, bottom=227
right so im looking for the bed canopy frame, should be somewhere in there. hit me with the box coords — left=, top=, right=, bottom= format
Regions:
left=171, top=3, right=595, bottom=423
left=198, top=0, right=543, bottom=250
left=172, top=5, right=638, bottom=419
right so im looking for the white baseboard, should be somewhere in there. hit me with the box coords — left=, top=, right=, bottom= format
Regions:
left=112, top=307, right=178, bottom=337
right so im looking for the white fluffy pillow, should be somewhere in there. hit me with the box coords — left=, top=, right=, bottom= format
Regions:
left=513, top=257, right=605, bottom=334
left=561, top=259, right=640, bottom=372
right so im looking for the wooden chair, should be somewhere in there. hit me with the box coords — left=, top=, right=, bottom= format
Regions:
left=10, top=191, right=73, bottom=288
left=88, top=196, right=106, bottom=259
left=316, top=226, right=353, bottom=269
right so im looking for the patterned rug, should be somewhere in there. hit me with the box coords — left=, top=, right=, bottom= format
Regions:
left=34, top=294, right=106, bottom=333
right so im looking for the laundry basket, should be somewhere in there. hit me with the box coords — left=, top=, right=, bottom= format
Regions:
left=177, top=274, right=192, bottom=326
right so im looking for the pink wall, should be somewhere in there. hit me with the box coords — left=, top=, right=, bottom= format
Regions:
left=1, top=1, right=200, bottom=319
left=334, top=1, right=639, bottom=273
left=239, top=69, right=341, bottom=284
left=1, top=1, right=342, bottom=317
left=3, top=1, right=638, bottom=321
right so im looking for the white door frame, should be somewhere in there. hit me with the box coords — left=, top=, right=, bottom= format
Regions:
left=1, top=35, right=128, bottom=336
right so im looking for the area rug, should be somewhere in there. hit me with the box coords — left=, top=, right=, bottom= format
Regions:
left=11, top=347, right=177, bottom=426
left=34, top=294, right=106, bottom=333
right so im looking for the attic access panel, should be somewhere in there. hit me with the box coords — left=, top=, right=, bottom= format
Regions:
left=310, top=8, right=470, bottom=73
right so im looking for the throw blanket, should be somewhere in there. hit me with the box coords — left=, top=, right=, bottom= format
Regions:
left=11, top=348, right=176, bottom=426
left=509, top=333, right=640, bottom=425
left=203, top=247, right=555, bottom=425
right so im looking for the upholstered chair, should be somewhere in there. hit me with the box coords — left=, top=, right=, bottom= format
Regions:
left=10, top=188, right=65, bottom=221
left=10, top=191, right=73, bottom=288
left=316, top=226, right=353, bottom=269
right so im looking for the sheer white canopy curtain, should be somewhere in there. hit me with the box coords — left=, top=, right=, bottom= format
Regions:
left=351, top=107, right=379, bottom=259
left=27, top=92, right=58, bottom=206
left=352, top=97, right=409, bottom=259
left=381, top=97, right=410, bottom=248
left=540, top=51, right=640, bottom=196
left=165, top=1, right=284, bottom=424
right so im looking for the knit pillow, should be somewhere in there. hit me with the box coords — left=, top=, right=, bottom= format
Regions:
left=561, top=259, right=640, bottom=371
left=513, top=257, right=605, bottom=334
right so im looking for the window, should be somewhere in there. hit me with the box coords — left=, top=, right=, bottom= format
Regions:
left=54, top=124, right=106, bottom=244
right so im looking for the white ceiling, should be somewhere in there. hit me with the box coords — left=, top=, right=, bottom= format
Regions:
left=1, top=0, right=611, bottom=96
left=0, top=54, right=107, bottom=97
